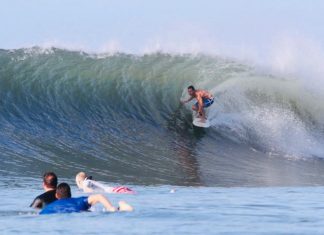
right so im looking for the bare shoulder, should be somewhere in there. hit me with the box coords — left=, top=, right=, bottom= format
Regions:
left=201, top=90, right=213, bottom=97
left=195, top=90, right=204, bottom=96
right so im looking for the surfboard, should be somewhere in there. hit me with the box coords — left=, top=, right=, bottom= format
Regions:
left=192, top=114, right=210, bottom=128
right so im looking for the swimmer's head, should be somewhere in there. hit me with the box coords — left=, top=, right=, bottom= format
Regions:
left=75, top=172, right=87, bottom=189
left=56, top=183, right=71, bottom=199
left=43, top=172, right=57, bottom=190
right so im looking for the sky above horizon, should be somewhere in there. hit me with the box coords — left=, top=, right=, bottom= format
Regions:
left=1, top=0, right=323, bottom=56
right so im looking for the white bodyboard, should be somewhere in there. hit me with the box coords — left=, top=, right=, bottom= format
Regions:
left=192, top=115, right=210, bottom=128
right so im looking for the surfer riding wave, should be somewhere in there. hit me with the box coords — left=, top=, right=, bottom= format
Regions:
left=181, top=85, right=214, bottom=121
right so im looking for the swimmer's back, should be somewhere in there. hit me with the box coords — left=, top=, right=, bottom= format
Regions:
left=83, top=179, right=114, bottom=193
left=40, top=196, right=90, bottom=214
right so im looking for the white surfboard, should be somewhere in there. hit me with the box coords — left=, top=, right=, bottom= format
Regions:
left=192, top=115, right=210, bottom=128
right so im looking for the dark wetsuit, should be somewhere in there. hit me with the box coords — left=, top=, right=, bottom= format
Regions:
left=40, top=197, right=90, bottom=215
left=30, top=190, right=57, bottom=209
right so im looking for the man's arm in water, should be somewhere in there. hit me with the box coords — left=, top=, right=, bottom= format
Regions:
left=87, top=194, right=134, bottom=212
left=88, top=194, right=117, bottom=212
left=30, top=197, right=43, bottom=209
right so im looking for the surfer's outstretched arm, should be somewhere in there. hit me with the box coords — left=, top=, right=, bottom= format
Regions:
left=181, top=96, right=194, bottom=104
left=87, top=194, right=133, bottom=212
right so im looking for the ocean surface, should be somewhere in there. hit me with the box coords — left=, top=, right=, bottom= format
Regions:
left=2, top=177, right=324, bottom=234
left=1, top=47, right=324, bottom=234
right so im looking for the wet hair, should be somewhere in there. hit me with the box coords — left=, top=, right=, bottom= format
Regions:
left=56, top=183, right=72, bottom=199
left=43, top=172, right=58, bottom=189
left=188, top=85, right=195, bottom=91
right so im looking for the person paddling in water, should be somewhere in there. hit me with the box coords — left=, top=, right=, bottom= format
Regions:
left=181, top=85, right=214, bottom=120
left=40, top=183, right=133, bottom=214
left=76, top=172, right=134, bottom=194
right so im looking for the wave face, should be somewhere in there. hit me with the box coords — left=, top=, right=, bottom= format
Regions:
left=2, top=47, right=324, bottom=186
